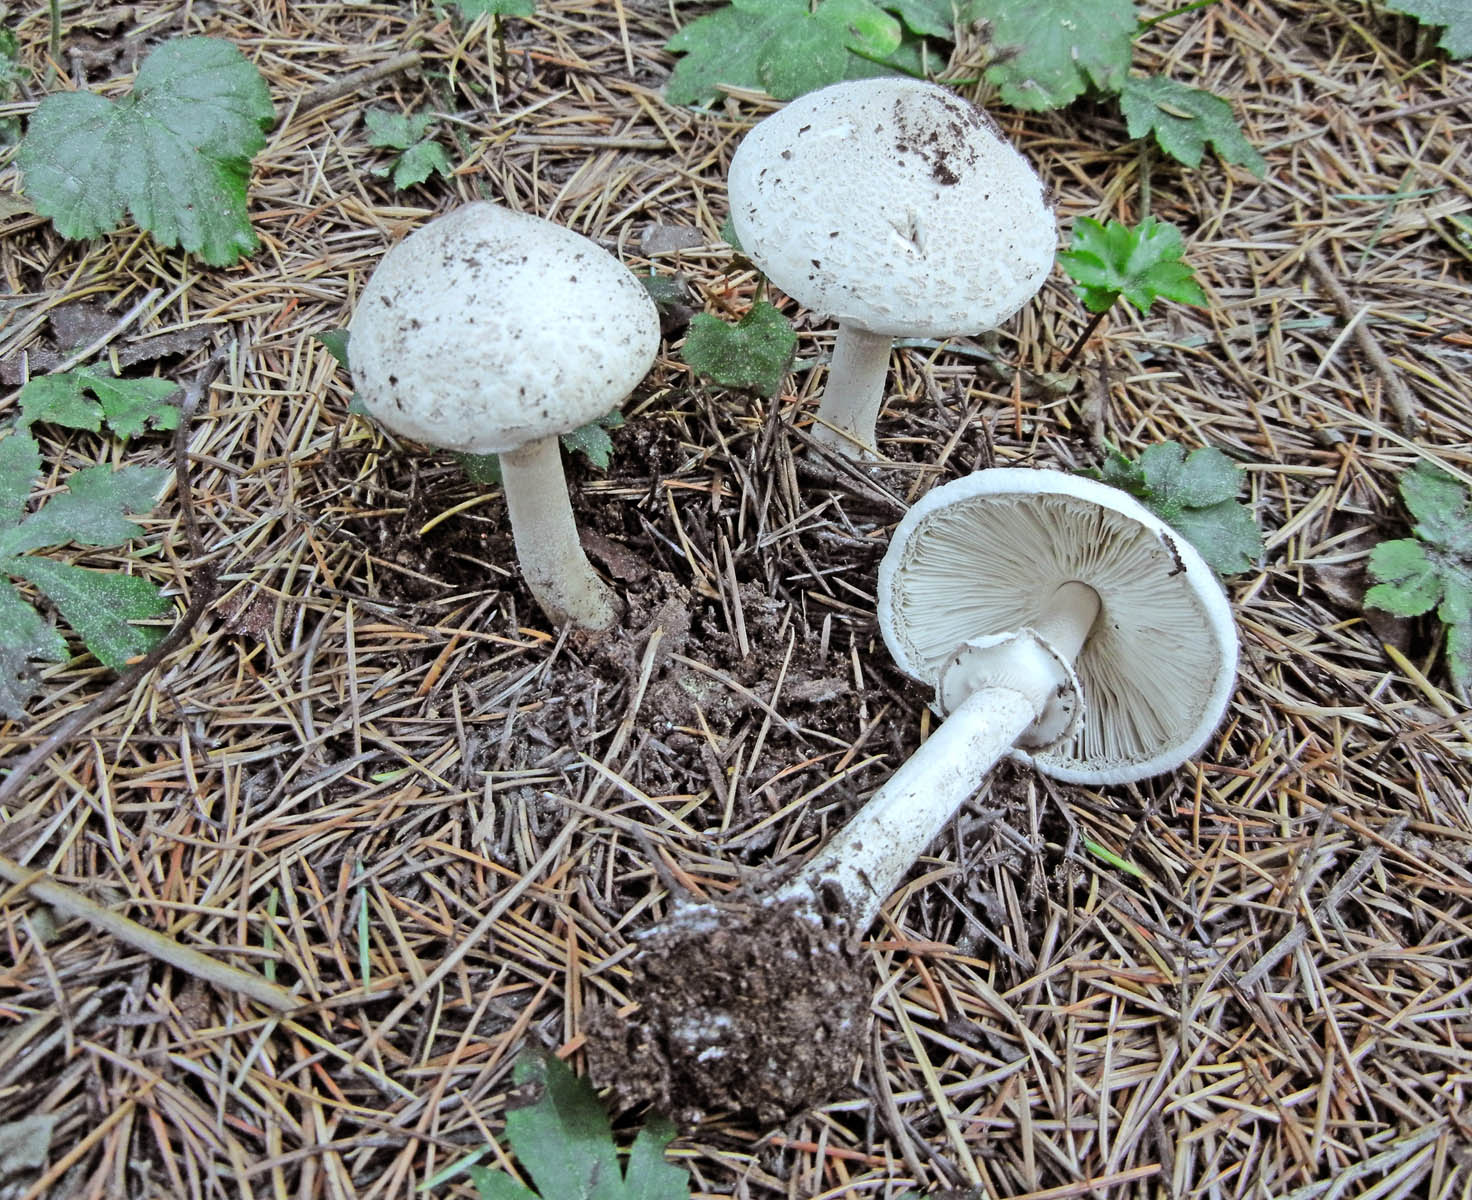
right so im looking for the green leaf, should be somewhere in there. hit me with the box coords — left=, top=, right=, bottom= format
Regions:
left=1365, top=538, right=1441, bottom=616
left=1086, top=441, right=1260, bottom=575
left=0, top=466, right=169, bottom=558
left=20, top=364, right=180, bottom=440
left=971, top=0, right=1136, bottom=110
left=560, top=411, right=624, bottom=471
left=681, top=302, right=797, bottom=397
left=665, top=0, right=903, bottom=105
left=0, top=433, right=42, bottom=528
left=1381, top=0, right=1472, bottom=58
left=7, top=556, right=170, bottom=671
left=467, top=1165, right=540, bottom=1200
left=0, top=577, right=67, bottom=718
left=17, top=37, right=275, bottom=265
left=453, top=452, right=503, bottom=486
left=392, top=139, right=454, bottom=189
left=1058, top=215, right=1206, bottom=314
left=1118, top=75, right=1265, bottom=173
left=364, top=107, right=433, bottom=151
left=316, top=329, right=351, bottom=370
left=1365, top=462, right=1472, bottom=694
left=492, top=1051, right=689, bottom=1200
left=452, top=0, right=537, bottom=17
left=881, top=0, right=965, bottom=38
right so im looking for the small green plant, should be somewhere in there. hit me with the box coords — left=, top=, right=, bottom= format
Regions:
left=1090, top=441, right=1262, bottom=575
left=0, top=366, right=181, bottom=716
left=1056, top=215, right=1206, bottom=367
left=680, top=300, right=797, bottom=398
left=17, top=37, right=274, bottom=265
left=450, top=0, right=535, bottom=18
left=424, top=1050, right=689, bottom=1200
left=1117, top=75, right=1266, bottom=173
left=1381, top=0, right=1471, bottom=57
left=364, top=107, right=454, bottom=191
left=1365, top=461, right=1472, bottom=697
left=976, top=0, right=1136, bottom=109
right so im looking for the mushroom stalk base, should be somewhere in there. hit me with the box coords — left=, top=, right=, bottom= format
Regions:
left=778, top=685, right=1039, bottom=930
left=809, top=324, right=892, bottom=459
left=500, top=435, right=621, bottom=632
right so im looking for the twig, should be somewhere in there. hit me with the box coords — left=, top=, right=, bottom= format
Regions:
left=278, top=52, right=425, bottom=128
left=1306, top=247, right=1422, bottom=436
left=0, top=856, right=295, bottom=1012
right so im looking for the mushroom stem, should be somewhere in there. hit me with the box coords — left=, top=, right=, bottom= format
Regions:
left=780, top=581, right=1101, bottom=930
left=499, top=435, right=621, bottom=632
left=809, top=323, right=892, bottom=459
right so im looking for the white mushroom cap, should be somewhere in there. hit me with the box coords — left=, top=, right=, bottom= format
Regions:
left=877, top=468, right=1239, bottom=784
left=726, top=79, right=1055, bottom=338
left=348, top=202, right=660, bottom=454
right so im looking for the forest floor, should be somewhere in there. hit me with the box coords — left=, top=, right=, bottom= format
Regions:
left=2, top=1, right=1471, bottom=1197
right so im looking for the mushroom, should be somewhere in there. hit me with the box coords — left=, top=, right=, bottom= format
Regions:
left=349, top=202, right=659, bottom=631
left=588, top=468, right=1238, bottom=1120
left=778, top=466, right=1240, bottom=928
left=726, top=78, right=1055, bottom=459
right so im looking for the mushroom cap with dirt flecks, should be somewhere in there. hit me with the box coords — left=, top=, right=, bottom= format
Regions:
left=348, top=202, right=660, bottom=454
left=877, top=468, right=1239, bottom=784
left=726, top=78, right=1055, bottom=338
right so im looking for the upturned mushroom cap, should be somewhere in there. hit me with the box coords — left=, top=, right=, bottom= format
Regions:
left=726, top=78, right=1055, bottom=338
left=348, top=202, right=660, bottom=454
left=877, top=468, right=1239, bottom=784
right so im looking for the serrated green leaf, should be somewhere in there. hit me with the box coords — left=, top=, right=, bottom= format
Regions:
left=0, top=577, right=67, bottom=718
left=466, top=1165, right=540, bottom=1200
left=666, top=0, right=903, bottom=105
left=1169, top=499, right=1263, bottom=575
left=1382, top=0, right=1472, bottom=58
left=1366, top=538, right=1439, bottom=618
left=17, top=37, right=275, bottom=265
left=7, top=557, right=169, bottom=671
left=681, top=302, right=797, bottom=397
left=20, top=364, right=181, bottom=440
left=881, top=0, right=963, bottom=38
left=505, top=1051, right=622, bottom=1199
left=0, top=465, right=169, bottom=558
left=363, top=107, right=429, bottom=151
left=619, top=1119, right=688, bottom=1200
left=452, top=0, right=537, bottom=17
left=0, top=433, right=42, bottom=528
left=1401, top=461, right=1472, bottom=557
left=1118, top=75, right=1265, bottom=173
left=971, top=0, right=1136, bottom=110
left=1086, top=441, right=1259, bottom=575
left=1058, top=215, right=1206, bottom=315
left=454, top=452, right=503, bottom=486
left=1444, top=616, right=1472, bottom=694
left=560, top=411, right=623, bottom=471
left=391, top=139, right=454, bottom=190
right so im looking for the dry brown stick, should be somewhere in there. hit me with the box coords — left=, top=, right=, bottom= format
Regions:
left=279, top=52, right=425, bottom=127
left=0, top=856, right=296, bottom=1012
left=1306, top=247, right=1422, bottom=436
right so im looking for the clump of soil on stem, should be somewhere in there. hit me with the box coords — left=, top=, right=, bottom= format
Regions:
left=586, top=896, right=869, bottom=1125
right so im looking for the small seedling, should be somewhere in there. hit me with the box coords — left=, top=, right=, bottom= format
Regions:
left=1364, top=461, right=1472, bottom=697
left=680, top=301, right=797, bottom=398
left=0, top=366, right=181, bottom=715
left=1089, top=441, right=1262, bottom=575
left=1056, top=215, right=1206, bottom=368
left=17, top=37, right=274, bottom=266
left=1382, top=0, right=1472, bottom=58
left=0, top=25, right=27, bottom=145
left=424, top=1049, right=689, bottom=1200
left=364, top=107, right=454, bottom=190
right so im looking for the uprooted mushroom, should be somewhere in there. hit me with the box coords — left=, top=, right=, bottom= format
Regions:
left=588, top=468, right=1239, bottom=1122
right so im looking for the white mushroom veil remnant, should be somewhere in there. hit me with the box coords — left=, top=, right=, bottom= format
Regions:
left=726, top=77, right=1055, bottom=458
left=349, top=202, right=659, bottom=632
